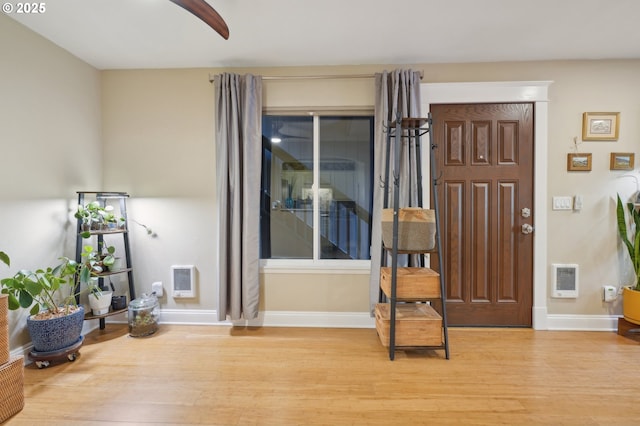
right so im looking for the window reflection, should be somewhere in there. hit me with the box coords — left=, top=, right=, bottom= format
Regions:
left=260, top=115, right=373, bottom=260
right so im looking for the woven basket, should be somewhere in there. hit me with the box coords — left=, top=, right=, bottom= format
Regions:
left=0, top=295, right=8, bottom=365
left=0, top=356, right=25, bottom=423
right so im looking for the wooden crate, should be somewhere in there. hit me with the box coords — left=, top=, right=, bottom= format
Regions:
left=381, top=208, right=436, bottom=252
left=0, top=356, right=24, bottom=423
left=375, top=303, right=442, bottom=347
left=380, top=267, right=440, bottom=299
left=0, top=295, right=8, bottom=365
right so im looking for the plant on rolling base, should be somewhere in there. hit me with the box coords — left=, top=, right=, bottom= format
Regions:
left=616, top=194, right=640, bottom=291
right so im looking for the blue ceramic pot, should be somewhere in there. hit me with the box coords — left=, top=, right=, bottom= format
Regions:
left=27, top=306, right=85, bottom=353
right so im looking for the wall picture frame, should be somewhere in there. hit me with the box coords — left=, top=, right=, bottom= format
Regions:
left=582, top=112, right=620, bottom=141
left=567, top=153, right=592, bottom=171
left=610, top=152, right=634, bottom=170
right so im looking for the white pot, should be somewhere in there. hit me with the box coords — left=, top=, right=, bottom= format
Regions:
left=89, top=291, right=113, bottom=315
left=108, top=257, right=124, bottom=272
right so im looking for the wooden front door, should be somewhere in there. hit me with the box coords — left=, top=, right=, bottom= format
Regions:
left=431, top=103, right=534, bottom=326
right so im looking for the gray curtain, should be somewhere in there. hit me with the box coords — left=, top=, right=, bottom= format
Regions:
left=369, top=69, right=422, bottom=312
left=214, top=73, right=262, bottom=321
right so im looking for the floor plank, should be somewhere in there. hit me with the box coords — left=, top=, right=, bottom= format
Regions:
left=5, top=324, right=640, bottom=425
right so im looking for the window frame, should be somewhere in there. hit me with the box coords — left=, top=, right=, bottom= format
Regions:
left=260, top=108, right=374, bottom=273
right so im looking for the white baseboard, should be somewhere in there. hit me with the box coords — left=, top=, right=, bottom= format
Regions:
left=109, top=308, right=619, bottom=331
left=153, top=309, right=376, bottom=328
left=532, top=306, right=548, bottom=330
left=546, top=314, right=621, bottom=331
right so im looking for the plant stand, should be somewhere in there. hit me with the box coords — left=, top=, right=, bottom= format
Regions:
left=28, top=336, right=83, bottom=369
left=75, top=192, right=136, bottom=330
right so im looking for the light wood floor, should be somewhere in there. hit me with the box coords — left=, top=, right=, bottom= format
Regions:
left=6, top=324, right=640, bottom=425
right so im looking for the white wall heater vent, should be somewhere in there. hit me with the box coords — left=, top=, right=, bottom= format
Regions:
left=171, top=265, right=196, bottom=298
left=551, top=263, right=579, bottom=298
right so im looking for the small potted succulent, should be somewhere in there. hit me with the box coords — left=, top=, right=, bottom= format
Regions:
left=75, top=202, right=120, bottom=238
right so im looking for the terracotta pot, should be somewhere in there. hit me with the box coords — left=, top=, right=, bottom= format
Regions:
left=622, top=286, right=640, bottom=325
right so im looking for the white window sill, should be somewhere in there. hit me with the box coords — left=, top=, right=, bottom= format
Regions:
left=260, top=259, right=371, bottom=274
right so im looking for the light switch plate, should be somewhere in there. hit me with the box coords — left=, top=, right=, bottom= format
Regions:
left=552, top=196, right=573, bottom=210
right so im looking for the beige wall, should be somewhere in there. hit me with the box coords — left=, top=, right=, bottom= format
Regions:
left=101, top=68, right=377, bottom=313
left=102, top=60, right=640, bottom=320
left=0, top=14, right=102, bottom=348
left=3, top=12, right=640, bottom=351
left=417, top=60, right=640, bottom=317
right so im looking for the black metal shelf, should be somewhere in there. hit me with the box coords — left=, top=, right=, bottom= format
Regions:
left=79, top=229, right=128, bottom=236
left=75, top=192, right=136, bottom=330
left=84, top=307, right=127, bottom=321
left=92, top=268, right=133, bottom=278
left=378, top=112, right=450, bottom=361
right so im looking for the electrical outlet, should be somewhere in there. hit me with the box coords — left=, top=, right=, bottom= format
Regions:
left=603, top=285, right=617, bottom=302
left=152, top=281, right=163, bottom=297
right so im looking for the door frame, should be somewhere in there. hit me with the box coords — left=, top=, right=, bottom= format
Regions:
left=421, top=81, right=552, bottom=330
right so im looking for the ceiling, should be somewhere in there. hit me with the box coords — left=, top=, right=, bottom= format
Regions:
left=8, top=0, right=640, bottom=70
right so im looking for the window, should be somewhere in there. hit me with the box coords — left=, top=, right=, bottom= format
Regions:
left=260, top=114, right=373, bottom=262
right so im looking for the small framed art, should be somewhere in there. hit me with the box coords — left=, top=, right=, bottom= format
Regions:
left=610, top=152, right=634, bottom=170
left=567, top=153, right=592, bottom=171
left=582, top=112, right=620, bottom=141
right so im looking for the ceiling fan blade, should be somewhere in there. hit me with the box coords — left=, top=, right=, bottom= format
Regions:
left=169, top=0, right=230, bottom=40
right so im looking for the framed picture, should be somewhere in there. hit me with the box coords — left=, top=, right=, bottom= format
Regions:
left=582, top=112, right=620, bottom=141
left=567, top=153, right=592, bottom=171
left=610, top=152, right=635, bottom=170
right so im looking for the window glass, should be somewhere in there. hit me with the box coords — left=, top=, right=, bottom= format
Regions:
left=319, top=117, right=372, bottom=259
left=260, top=115, right=372, bottom=261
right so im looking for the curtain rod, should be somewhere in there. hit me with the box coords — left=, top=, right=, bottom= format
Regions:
left=208, top=71, right=423, bottom=83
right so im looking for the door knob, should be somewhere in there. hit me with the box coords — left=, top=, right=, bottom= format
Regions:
left=521, top=224, right=534, bottom=234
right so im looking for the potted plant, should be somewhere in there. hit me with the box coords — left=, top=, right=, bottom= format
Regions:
left=616, top=194, right=640, bottom=325
left=87, top=287, right=112, bottom=315
left=80, top=245, right=115, bottom=314
left=75, top=202, right=119, bottom=238
left=0, top=250, right=102, bottom=353
left=82, top=244, right=116, bottom=273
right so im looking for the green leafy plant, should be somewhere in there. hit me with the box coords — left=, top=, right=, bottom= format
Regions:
left=0, top=251, right=8, bottom=268
left=0, top=249, right=101, bottom=318
left=81, top=244, right=116, bottom=275
left=616, top=194, right=640, bottom=291
left=2, top=258, right=81, bottom=316
left=101, top=244, right=116, bottom=269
